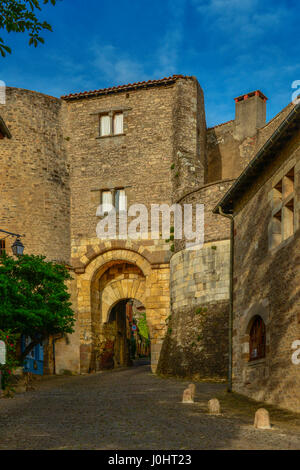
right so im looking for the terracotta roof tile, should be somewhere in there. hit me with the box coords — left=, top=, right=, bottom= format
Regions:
left=61, top=74, right=188, bottom=100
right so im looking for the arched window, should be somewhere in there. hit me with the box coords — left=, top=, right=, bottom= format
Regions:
left=249, top=316, right=266, bottom=361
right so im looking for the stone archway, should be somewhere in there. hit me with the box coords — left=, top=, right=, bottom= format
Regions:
left=75, top=249, right=170, bottom=374
left=99, top=297, right=150, bottom=370
left=91, top=261, right=148, bottom=371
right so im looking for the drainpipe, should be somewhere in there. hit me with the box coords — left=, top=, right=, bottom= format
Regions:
left=217, top=206, right=234, bottom=393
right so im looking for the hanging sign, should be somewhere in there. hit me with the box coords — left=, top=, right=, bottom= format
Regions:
left=0, top=341, right=6, bottom=365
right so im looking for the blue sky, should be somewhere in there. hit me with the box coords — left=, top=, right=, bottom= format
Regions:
left=0, top=0, right=299, bottom=126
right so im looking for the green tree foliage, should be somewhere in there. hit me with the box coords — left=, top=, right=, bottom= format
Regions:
left=0, top=0, right=60, bottom=56
left=137, top=312, right=149, bottom=340
left=0, top=253, right=75, bottom=360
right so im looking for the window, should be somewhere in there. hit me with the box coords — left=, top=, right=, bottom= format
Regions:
left=113, top=113, right=123, bottom=135
left=249, top=316, right=266, bottom=361
left=100, top=115, right=111, bottom=136
left=0, top=239, right=5, bottom=255
left=270, top=167, right=295, bottom=249
left=99, top=112, right=124, bottom=137
left=101, top=189, right=126, bottom=212
left=101, top=190, right=113, bottom=212
left=115, top=189, right=126, bottom=211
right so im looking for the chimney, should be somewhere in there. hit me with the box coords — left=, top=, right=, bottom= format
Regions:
left=234, top=90, right=267, bottom=139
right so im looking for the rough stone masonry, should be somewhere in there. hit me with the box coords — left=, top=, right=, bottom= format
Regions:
left=0, top=75, right=294, bottom=396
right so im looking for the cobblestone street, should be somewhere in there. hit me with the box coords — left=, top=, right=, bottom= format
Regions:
left=0, top=363, right=299, bottom=450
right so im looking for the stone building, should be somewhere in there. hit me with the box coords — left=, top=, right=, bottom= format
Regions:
left=214, top=102, right=300, bottom=412
left=0, top=75, right=296, bottom=384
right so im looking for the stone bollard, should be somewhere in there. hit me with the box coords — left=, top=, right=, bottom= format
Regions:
left=182, top=388, right=194, bottom=403
left=188, top=383, right=196, bottom=400
left=208, top=398, right=221, bottom=415
left=254, top=408, right=271, bottom=429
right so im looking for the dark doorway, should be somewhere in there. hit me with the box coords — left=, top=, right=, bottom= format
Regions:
left=107, top=299, right=151, bottom=368
left=108, top=299, right=131, bottom=367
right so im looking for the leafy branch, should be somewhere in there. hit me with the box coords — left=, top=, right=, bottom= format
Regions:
left=0, top=0, right=59, bottom=57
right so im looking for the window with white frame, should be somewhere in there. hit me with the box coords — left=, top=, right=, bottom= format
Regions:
left=113, top=113, right=123, bottom=135
left=270, top=167, right=295, bottom=249
left=100, top=115, right=111, bottom=137
left=115, top=188, right=126, bottom=211
left=101, top=188, right=126, bottom=212
left=99, top=112, right=124, bottom=137
left=101, top=190, right=113, bottom=212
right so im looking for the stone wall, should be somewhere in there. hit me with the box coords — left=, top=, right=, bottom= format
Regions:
left=206, top=121, right=258, bottom=183
left=0, top=88, right=70, bottom=262
left=170, top=240, right=230, bottom=311
left=54, top=277, right=80, bottom=375
left=206, top=94, right=291, bottom=185
left=62, top=76, right=205, bottom=244
left=172, top=77, right=206, bottom=201
left=158, top=181, right=233, bottom=379
left=157, top=300, right=229, bottom=379
left=232, top=135, right=300, bottom=412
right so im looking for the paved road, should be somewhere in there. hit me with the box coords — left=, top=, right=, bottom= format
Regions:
left=0, top=363, right=299, bottom=450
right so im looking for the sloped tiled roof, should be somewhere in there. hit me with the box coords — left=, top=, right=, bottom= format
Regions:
left=61, top=74, right=187, bottom=101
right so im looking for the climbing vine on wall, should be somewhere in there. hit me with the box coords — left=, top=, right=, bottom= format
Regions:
left=137, top=312, right=149, bottom=341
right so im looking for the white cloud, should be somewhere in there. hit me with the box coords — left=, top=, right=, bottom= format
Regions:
left=192, top=0, right=289, bottom=39
left=91, top=44, right=147, bottom=85
left=192, top=0, right=259, bottom=16
left=89, top=0, right=186, bottom=85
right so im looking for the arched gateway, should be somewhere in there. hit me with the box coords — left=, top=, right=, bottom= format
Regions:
left=71, top=248, right=170, bottom=373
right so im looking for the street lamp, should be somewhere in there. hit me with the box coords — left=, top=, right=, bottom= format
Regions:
left=11, top=237, right=25, bottom=256
left=0, top=229, right=25, bottom=256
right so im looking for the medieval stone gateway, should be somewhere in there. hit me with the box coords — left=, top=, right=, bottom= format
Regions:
left=70, top=246, right=170, bottom=373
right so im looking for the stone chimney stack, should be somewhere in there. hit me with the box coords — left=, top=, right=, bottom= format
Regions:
left=234, top=90, right=267, bottom=139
